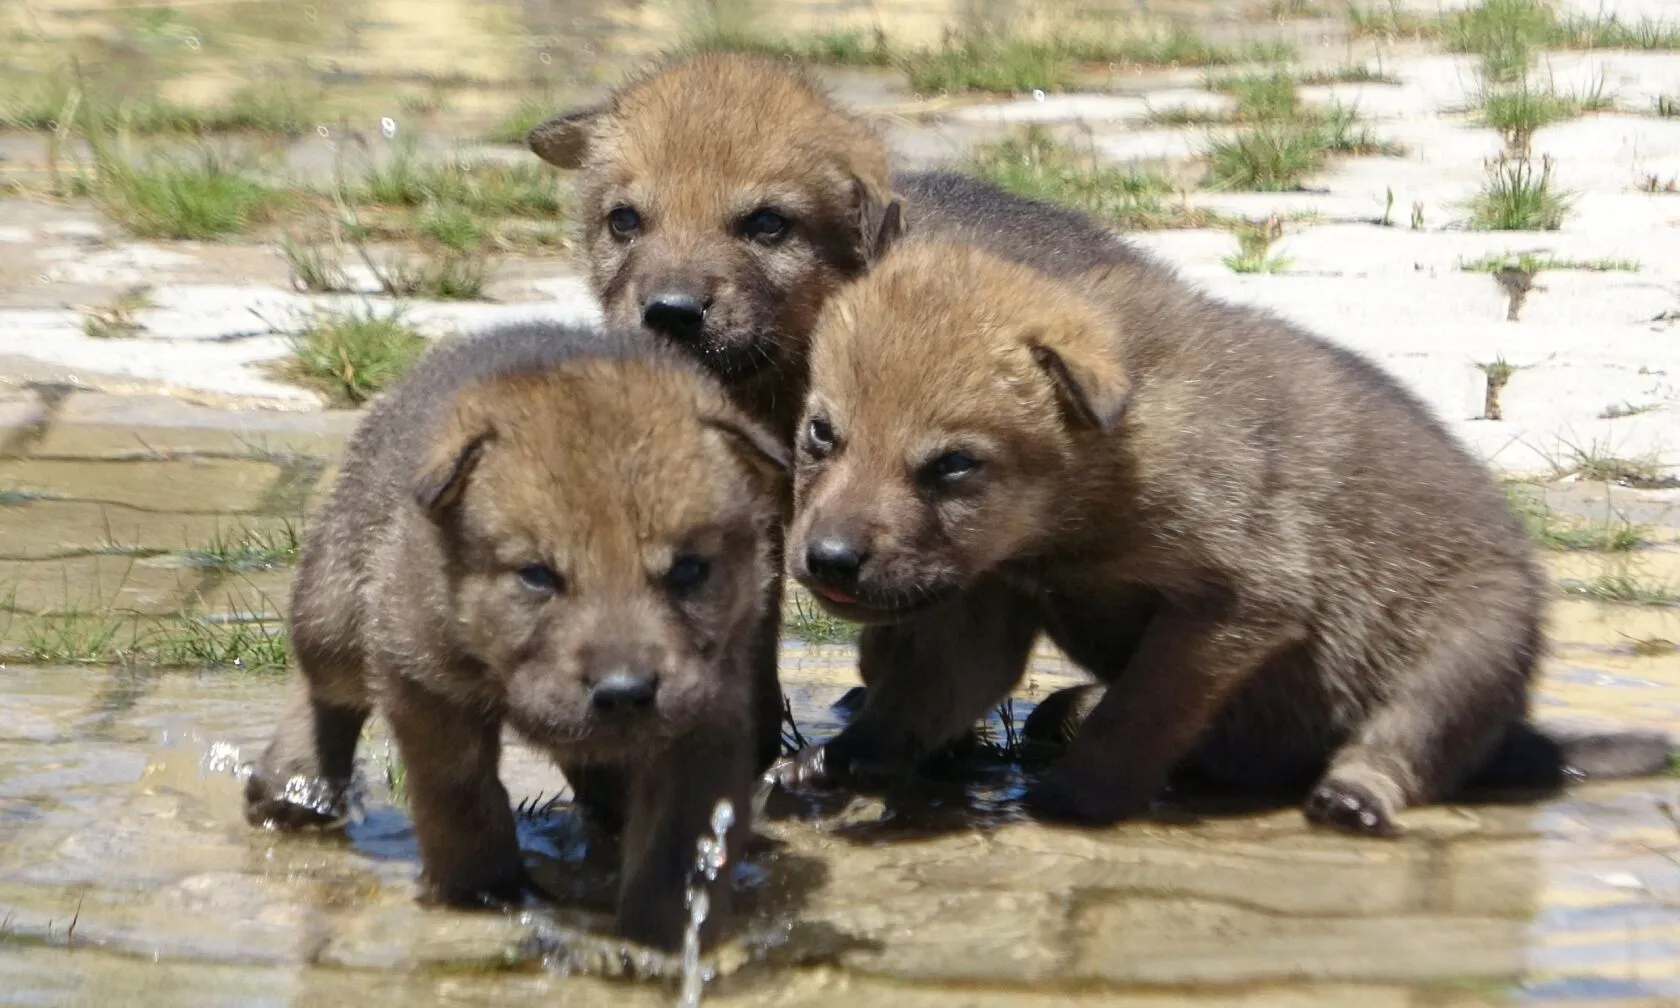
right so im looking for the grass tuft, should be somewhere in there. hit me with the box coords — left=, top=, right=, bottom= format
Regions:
left=1474, top=77, right=1614, bottom=154
left=679, top=19, right=1295, bottom=96
left=81, top=285, right=153, bottom=339
left=486, top=101, right=555, bottom=145
left=279, top=307, right=428, bottom=407
left=1346, top=2, right=1443, bottom=40
left=682, top=25, right=897, bottom=67
left=1467, top=154, right=1571, bottom=230
left=1600, top=402, right=1660, bottom=419
left=185, top=522, right=302, bottom=572
left=1562, top=572, right=1680, bottom=606
left=1549, top=437, right=1675, bottom=487
left=4, top=607, right=289, bottom=669
left=1204, top=120, right=1329, bottom=190
left=354, top=147, right=566, bottom=219
left=1195, top=71, right=1398, bottom=190
left=1503, top=483, right=1646, bottom=551
left=968, top=127, right=1217, bottom=229
left=145, top=613, right=290, bottom=670
left=1211, top=69, right=1303, bottom=120
left=781, top=587, right=859, bottom=645
left=1298, top=63, right=1403, bottom=85
left=900, top=37, right=1080, bottom=94
left=90, top=148, right=283, bottom=240
left=2, top=79, right=323, bottom=136
left=1439, top=0, right=1680, bottom=84
left=278, top=231, right=352, bottom=293
left=1460, top=252, right=1639, bottom=273
left=1224, top=215, right=1291, bottom=272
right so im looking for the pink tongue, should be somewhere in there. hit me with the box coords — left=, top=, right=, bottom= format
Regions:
left=815, top=586, right=856, bottom=604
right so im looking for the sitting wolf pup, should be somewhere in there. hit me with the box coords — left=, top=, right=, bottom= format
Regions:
left=243, top=321, right=787, bottom=951
left=780, top=239, right=1674, bottom=835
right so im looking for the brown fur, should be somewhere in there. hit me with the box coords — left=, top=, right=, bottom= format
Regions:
left=529, top=51, right=899, bottom=438
left=526, top=52, right=1162, bottom=441
left=780, top=240, right=1673, bottom=835
left=243, top=322, right=787, bottom=952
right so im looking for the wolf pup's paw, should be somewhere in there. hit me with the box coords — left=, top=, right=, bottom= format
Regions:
left=773, top=726, right=902, bottom=791
left=1304, top=778, right=1402, bottom=837
left=1023, top=770, right=1149, bottom=826
left=418, top=867, right=533, bottom=911
left=773, top=744, right=836, bottom=790
left=242, top=771, right=354, bottom=830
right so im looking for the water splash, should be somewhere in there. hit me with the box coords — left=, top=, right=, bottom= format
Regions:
left=752, top=763, right=785, bottom=819
left=676, top=798, right=735, bottom=1008
left=200, top=740, right=248, bottom=779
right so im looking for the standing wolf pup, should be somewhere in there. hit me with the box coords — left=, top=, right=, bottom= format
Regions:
left=243, top=321, right=787, bottom=951
left=782, top=239, right=1674, bottom=835
left=526, top=51, right=1167, bottom=747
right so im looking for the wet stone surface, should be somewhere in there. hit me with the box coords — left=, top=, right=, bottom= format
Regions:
left=0, top=399, right=1677, bottom=1007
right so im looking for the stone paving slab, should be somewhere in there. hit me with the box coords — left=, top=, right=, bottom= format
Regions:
left=953, top=824, right=1435, bottom=916
left=0, top=458, right=284, bottom=513
left=50, top=390, right=360, bottom=437
left=0, top=500, right=295, bottom=562
left=0, top=555, right=201, bottom=616
left=1069, top=900, right=1530, bottom=984
left=191, top=569, right=297, bottom=619
left=31, top=421, right=350, bottom=461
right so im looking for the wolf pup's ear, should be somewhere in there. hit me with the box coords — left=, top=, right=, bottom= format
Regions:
left=703, top=415, right=792, bottom=489
left=867, top=197, right=906, bottom=263
left=413, top=427, right=491, bottom=514
left=854, top=179, right=907, bottom=264
left=527, top=104, right=604, bottom=169
left=1025, top=317, right=1132, bottom=434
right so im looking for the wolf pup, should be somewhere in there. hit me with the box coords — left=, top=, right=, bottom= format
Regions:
left=780, top=239, right=1674, bottom=836
left=243, top=321, right=788, bottom=951
left=525, top=51, right=1165, bottom=440
left=527, top=51, right=1168, bottom=736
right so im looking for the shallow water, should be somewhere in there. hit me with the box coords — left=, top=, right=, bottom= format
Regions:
left=2, top=408, right=1680, bottom=1005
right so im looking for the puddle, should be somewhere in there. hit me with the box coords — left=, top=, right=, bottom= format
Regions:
left=1, top=434, right=1679, bottom=1005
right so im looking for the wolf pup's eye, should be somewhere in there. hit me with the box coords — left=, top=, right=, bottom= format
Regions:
left=740, top=208, right=789, bottom=242
left=925, top=450, right=980, bottom=483
left=665, top=555, right=711, bottom=594
left=607, top=205, right=641, bottom=237
left=805, top=415, right=835, bottom=457
left=517, top=563, right=563, bottom=595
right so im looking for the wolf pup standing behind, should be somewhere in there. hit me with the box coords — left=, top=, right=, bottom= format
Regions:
left=781, top=238, right=1673, bottom=836
left=524, top=51, right=1166, bottom=442
left=243, top=321, right=788, bottom=952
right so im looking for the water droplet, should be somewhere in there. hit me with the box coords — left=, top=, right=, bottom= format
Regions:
left=201, top=741, right=244, bottom=775
left=1032, top=89, right=1046, bottom=101
left=316, top=125, right=330, bottom=138
left=676, top=797, right=735, bottom=1006
left=540, top=51, right=553, bottom=65
left=709, top=799, right=734, bottom=837
left=186, top=35, right=201, bottom=51
left=381, top=117, right=398, bottom=138
left=304, top=5, right=318, bottom=21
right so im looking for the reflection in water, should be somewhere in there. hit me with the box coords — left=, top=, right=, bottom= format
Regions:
left=0, top=658, right=1676, bottom=1005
